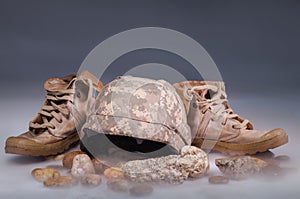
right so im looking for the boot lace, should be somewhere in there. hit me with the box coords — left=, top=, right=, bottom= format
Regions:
left=184, top=83, right=250, bottom=129
left=29, top=82, right=76, bottom=133
left=29, top=73, right=97, bottom=135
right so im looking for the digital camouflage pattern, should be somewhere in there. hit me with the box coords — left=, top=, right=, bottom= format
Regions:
left=82, top=76, right=191, bottom=152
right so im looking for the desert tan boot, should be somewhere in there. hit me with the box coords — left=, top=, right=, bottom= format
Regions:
left=173, top=81, right=288, bottom=155
left=5, top=71, right=103, bottom=156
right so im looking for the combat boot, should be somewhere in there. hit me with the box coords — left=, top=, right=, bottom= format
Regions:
left=5, top=71, right=103, bottom=156
left=173, top=81, right=288, bottom=155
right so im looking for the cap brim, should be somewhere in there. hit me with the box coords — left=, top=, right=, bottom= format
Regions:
left=82, top=114, right=186, bottom=153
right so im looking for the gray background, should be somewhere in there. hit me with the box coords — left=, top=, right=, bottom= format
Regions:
left=0, top=0, right=300, bottom=199
left=1, top=0, right=300, bottom=97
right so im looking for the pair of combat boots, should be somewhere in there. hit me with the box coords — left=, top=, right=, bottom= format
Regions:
left=5, top=72, right=288, bottom=156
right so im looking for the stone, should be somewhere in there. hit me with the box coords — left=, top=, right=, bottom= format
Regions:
left=80, top=174, right=102, bottom=186
left=180, top=145, right=209, bottom=178
left=107, top=179, right=129, bottom=192
left=104, top=167, right=125, bottom=179
left=31, top=168, right=60, bottom=182
left=261, top=164, right=283, bottom=177
left=43, top=176, right=77, bottom=187
left=129, top=184, right=154, bottom=197
left=215, top=156, right=268, bottom=179
left=274, top=155, right=290, bottom=161
left=208, top=176, right=229, bottom=184
left=71, top=154, right=95, bottom=178
left=121, top=146, right=209, bottom=184
left=63, top=151, right=86, bottom=169
left=92, top=159, right=109, bottom=174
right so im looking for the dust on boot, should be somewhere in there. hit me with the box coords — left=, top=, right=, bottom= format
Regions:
left=173, top=81, right=288, bottom=155
left=5, top=71, right=103, bottom=156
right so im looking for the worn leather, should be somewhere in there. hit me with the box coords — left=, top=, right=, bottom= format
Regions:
left=11, top=71, right=104, bottom=145
left=173, top=80, right=282, bottom=144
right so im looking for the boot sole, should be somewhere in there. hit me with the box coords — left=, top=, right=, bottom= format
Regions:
left=192, top=132, right=288, bottom=155
left=5, top=133, right=79, bottom=157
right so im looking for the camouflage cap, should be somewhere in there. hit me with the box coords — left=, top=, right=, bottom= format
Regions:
left=81, top=76, right=191, bottom=153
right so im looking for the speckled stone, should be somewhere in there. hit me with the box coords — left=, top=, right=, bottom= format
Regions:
left=215, top=156, right=268, bottom=179
left=121, top=146, right=209, bottom=184
left=71, top=154, right=95, bottom=178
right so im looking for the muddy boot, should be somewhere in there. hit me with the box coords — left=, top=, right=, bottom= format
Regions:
left=173, top=81, right=288, bottom=155
left=5, top=71, right=103, bottom=156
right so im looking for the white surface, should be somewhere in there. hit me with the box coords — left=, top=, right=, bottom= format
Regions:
left=1, top=96, right=300, bottom=199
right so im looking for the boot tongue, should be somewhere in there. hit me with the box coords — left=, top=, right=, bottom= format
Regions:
left=44, top=76, right=74, bottom=92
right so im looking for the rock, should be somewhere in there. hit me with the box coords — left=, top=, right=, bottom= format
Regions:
left=215, top=156, right=268, bottom=179
left=274, top=155, right=290, bottom=162
left=129, top=184, right=154, bottom=197
left=264, top=158, right=280, bottom=166
left=71, top=154, right=95, bottom=178
left=121, top=146, right=209, bottom=184
left=107, top=179, right=129, bottom=192
left=104, top=167, right=125, bottom=179
left=80, top=174, right=102, bottom=186
left=180, top=146, right=209, bottom=178
left=44, top=176, right=77, bottom=187
left=31, top=168, right=60, bottom=182
left=261, top=164, right=283, bottom=177
left=63, top=151, right=86, bottom=169
left=92, top=159, right=109, bottom=174
left=208, top=176, right=229, bottom=184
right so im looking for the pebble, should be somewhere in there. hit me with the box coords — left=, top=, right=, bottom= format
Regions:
left=92, top=159, right=108, bottom=174
left=180, top=145, right=210, bottom=178
left=274, top=155, right=290, bottom=161
left=43, top=176, right=78, bottom=187
left=104, top=167, right=125, bottom=179
left=107, top=179, right=129, bottom=192
left=129, top=184, right=154, bottom=197
left=261, top=165, right=283, bottom=177
left=31, top=168, right=60, bottom=182
left=264, top=158, right=280, bottom=166
left=208, top=176, right=229, bottom=184
left=215, top=156, right=268, bottom=179
left=80, top=174, right=102, bottom=186
left=71, top=154, right=95, bottom=178
left=63, top=151, right=86, bottom=169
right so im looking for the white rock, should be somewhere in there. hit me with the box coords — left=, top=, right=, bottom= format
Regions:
left=121, top=146, right=209, bottom=184
left=71, top=154, right=95, bottom=178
